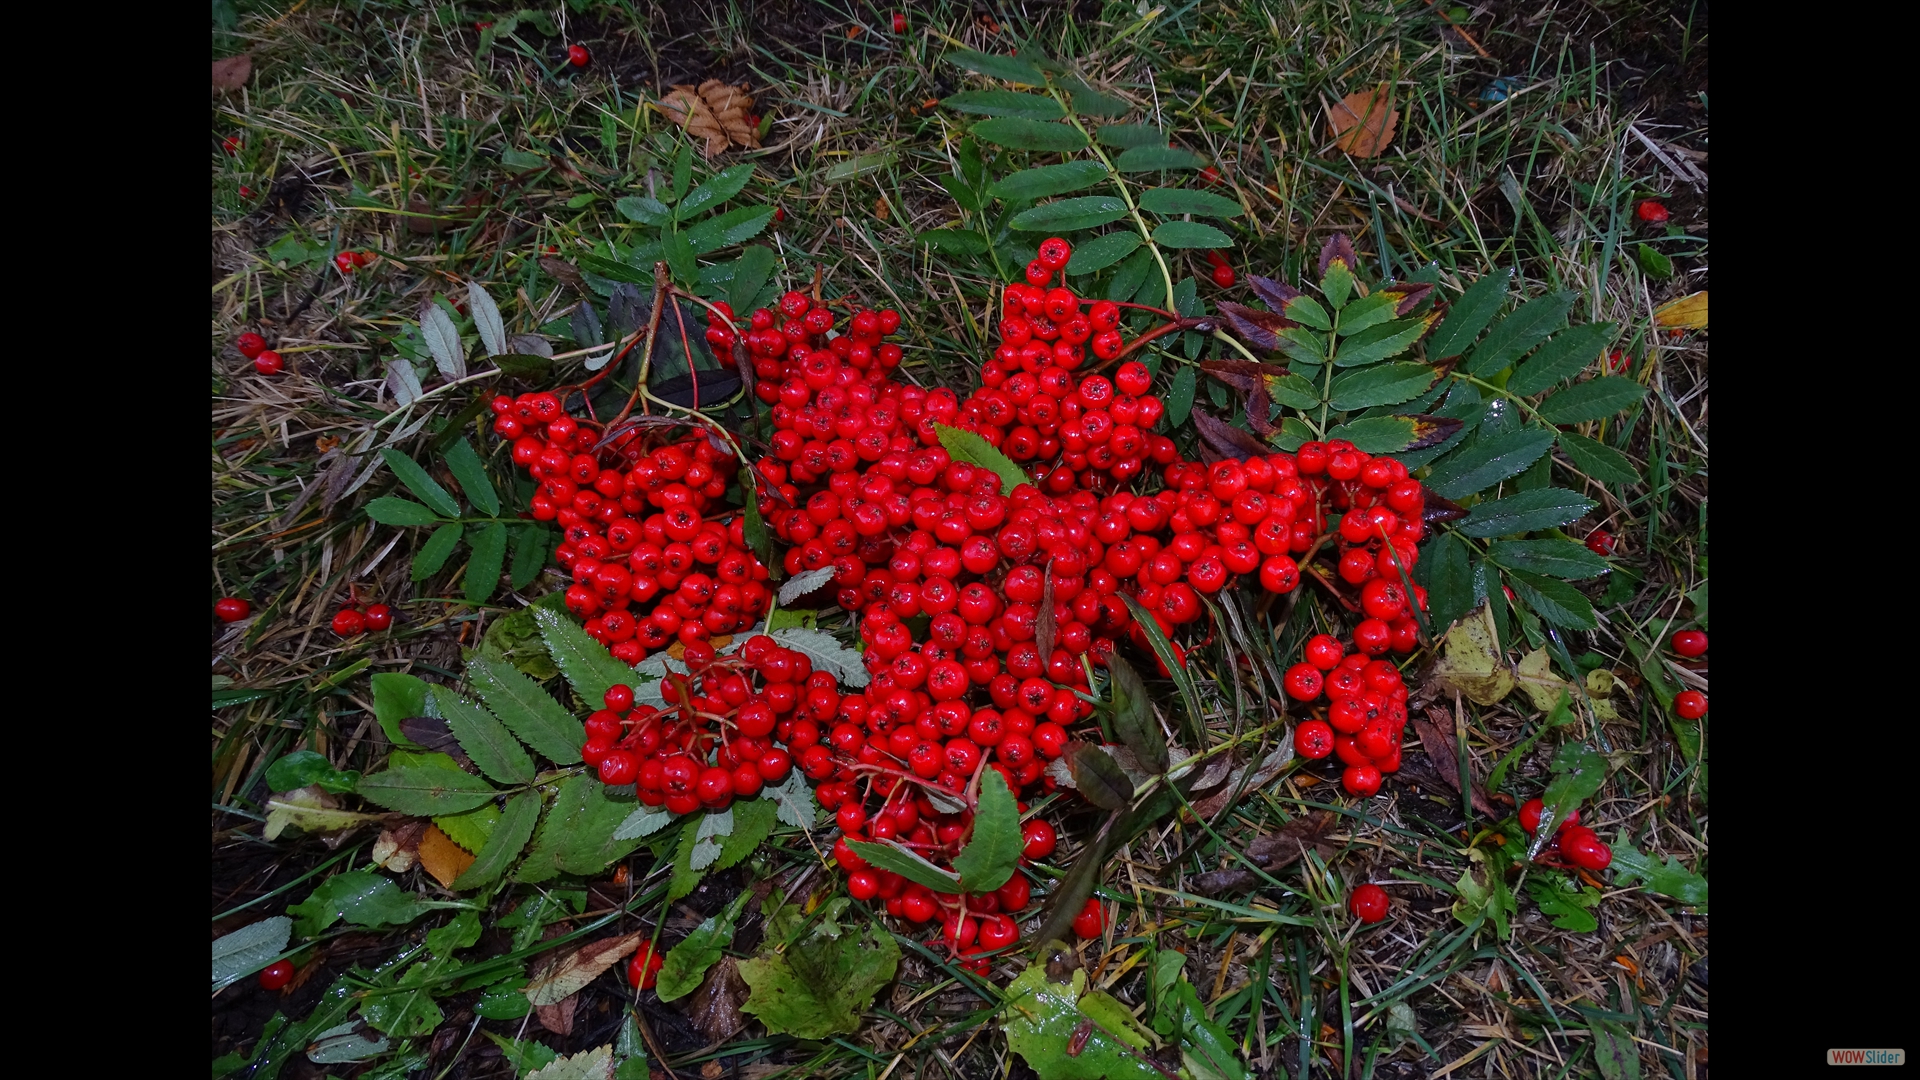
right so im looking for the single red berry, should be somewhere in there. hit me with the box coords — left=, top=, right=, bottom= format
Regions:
left=235, top=332, right=267, bottom=359
left=1672, top=690, right=1708, bottom=720
left=605, top=684, right=636, bottom=712
left=1518, top=799, right=1577, bottom=835
left=1070, top=897, right=1105, bottom=939
left=1636, top=199, right=1669, bottom=225
left=567, top=43, right=590, bottom=67
left=628, top=945, right=664, bottom=989
left=239, top=185, right=255, bottom=197
left=1348, top=883, right=1389, bottom=924
left=1342, top=764, right=1383, bottom=797
left=254, top=350, right=284, bottom=375
left=258, top=959, right=295, bottom=991
left=363, top=603, right=393, bottom=631
left=223, top=135, right=242, bottom=155
left=215, top=597, right=252, bottom=623
left=1024, top=259, right=1052, bottom=287
left=773, top=206, right=786, bottom=223
left=1294, top=719, right=1335, bottom=759
left=1199, top=165, right=1222, bottom=186
left=333, top=252, right=358, bottom=274
left=1211, top=264, right=1236, bottom=288
left=1559, top=826, right=1612, bottom=871
left=1021, top=818, right=1056, bottom=860
left=847, top=869, right=880, bottom=901
left=892, top=12, right=907, bottom=33
left=1037, top=237, right=1073, bottom=270
left=599, top=749, right=640, bottom=785
left=1584, top=528, right=1614, bottom=556
left=1670, top=630, right=1708, bottom=658
left=331, top=609, right=366, bottom=637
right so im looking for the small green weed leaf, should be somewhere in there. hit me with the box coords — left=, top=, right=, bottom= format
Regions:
left=1463, top=290, right=1575, bottom=376
left=357, top=759, right=498, bottom=817
left=952, top=769, right=1022, bottom=891
left=1506, top=569, right=1597, bottom=630
left=1136, top=187, right=1242, bottom=218
left=1457, top=488, right=1596, bottom=538
left=685, top=205, right=775, bottom=255
left=450, top=790, right=540, bottom=890
left=464, top=521, right=508, bottom=602
left=678, top=163, right=755, bottom=219
left=442, top=438, right=500, bottom=517
left=1328, top=362, right=1436, bottom=411
left=428, top=685, right=535, bottom=785
left=616, top=195, right=672, bottom=226
left=934, top=423, right=1029, bottom=494
left=1010, top=196, right=1129, bottom=232
left=1106, top=653, right=1167, bottom=772
left=1065, top=231, right=1142, bottom=274
left=760, top=767, right=819, bottom=828
left=989, top=160, right=1111, bottom=202
left=1525, top=875, right=1601, bottom=932
left=368, top=496, right=445, bottom=528
left=212, top=916, right=292, bottom=990
left=1538, top=740, right=1608, bottom=844
left=1451, top=846, right=1516, bottom=938
left=1557, top=432, right=1641, bottom=484
left=304, top=1022, right=391, bottom=1065
left=824, top=152, right=894, bottom=184
left=1609, top=833, right=1709, bottom=907
left=972, top=117, right=1089, bottom=152
left=1506, top=322, right=1615, bottom=396
left=1425, top=268, right=1512, bottom=360
left=658, top=892, right=750, bottom=1002
left=1095, top=123, right=1166, bottom=148
left=1488, top=539, right=1610, bottom=580
left=1591, top=1019, right=1642, bottom=1080
left=1115, top=145, right=1207, bottom=171
left=466, top=656, right=586, bottom=764
left=466, top=282, right=507, bottom=357
left=669, top=144, right=692, bottom=201
left=942, top=90, right=1063, bottom=118
left=1536, top=377, right=1647, bottom=424
left=848, top=838, right=964, bottom=892
left=1001, top=961, right=1166, bottom=1080
left=371, top=672, right=429, bottom=747
left=264, top=750, right=358, bottom=794
left=380, top=448, right=462, bottom=518
left=944, top=49, right=1046, bottom=84
left=1333, top=314, right=1436, bottom=366
left=1325, top=416, right=1420, bottom=453
left=1636, top=243, right=1674, bottom=278
left=738, top=903, right=900, bottom=1039
left=534, top=606, right=639, bottom=707
left=420, top=303, right=467, bottom=379
left=1150, top=220, right=1232, bottom=248
left=1426, top=427, right=1558, bottom=500
left=527, top=1047, right=616, bottom=1080
left=288, top=870, right=431, bottom=937
left=1168, top=979, right=1249, bottom=1080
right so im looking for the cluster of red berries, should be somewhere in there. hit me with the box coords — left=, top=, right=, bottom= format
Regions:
left=1669, top=630, right=1708, bottom=719
left=331, top=602, right=393, bottom=637
left=1205, top=250, right=1236, bottom=288
left=235, top=332, right=284, bottom=375
left=1286, top=634, right=1412, bottom=796
left=1519, top=798, right=1612, bottom=871
left=490, top=404, right=771, bottom=659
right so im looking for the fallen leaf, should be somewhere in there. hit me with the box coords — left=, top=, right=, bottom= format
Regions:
left=535, top=995, right=576, bottom=1037
left=418, top=825, right=477, bottom=888
left=525, top=931, right=646, bottom=1006
left=1514, top=650, right=1573, bottom=713
left=399, top=716, right=471, bottom=768
left=264, top=786, right=382, bottom=842
left=540, top=257, right=587, bottom=293
left=686, top=956, right=750, bottom=1041
left=213, top=54, right=253, bottom=94
left=371, top=819, right=430, bottom=873
left=527, top=1045, right=613, bottom=1080
left=659, top=81, right=762, bottom=158
left=1191, top=810, right=1336, bottom=894
left=1189, top=747, right=1295, bottom=820
left=1328, top=85, right=1399, bottom=158
left=1653, top=291, right=1708, bottom=329
left=1432, top=604, right=1514, bottom=706
left=1412, top=707, right=1497, bottom=818
left=405, top=192, right=482, bottom=235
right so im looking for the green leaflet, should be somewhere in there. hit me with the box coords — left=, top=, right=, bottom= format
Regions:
left=1537, top=740, right=1608, bottom=842
left=1135, top=187, right=1243, bottom=218
left=451, top=790, right=542, bottom=890
left=428, top=685, right=535, bottom=785
left=466, top=657, right=586, bottom=764
left=371, top=672, right=429, bottom=747
left=615, top=196, right=671, bottom=226
left=1064, top=231, right=1142, bottom=274
left=1536, top=377, right=1647, bottom=424
left=943, top=49, right=1046, bottom=84
left=934, top=423, right=1029, bottom=494
left=1424, top=268, right=1512, bottom=360
left=685, top=206, right=775, bottom=255
left=367, top=497, right=444, bottom=527
left=1456, top=488, right=1596, bottom=538
left=657, top=892, right=750, bottom=1001
left=1150, top=220, right=1232, bottom=248
left=988, top=160, right=1111, bottom=202
left=1094, top=123, right=1167, bottom=148
left=287, top=870, right=431, bottom=937
left=413, top=521, right=464, bottom=581
left=464, top=521, right=508, bottom=602
left=1324, top=416, right=1422, bottom=454
left=1009, top=196, right=1128, bottom=232
left=677, top=163, right=756, bottom=219
left=971, top=117, right=1089, bottom=152
left=940, top=90, right=1063, bottom=118
left=534, top=606, right=639, bottom=707
left=442, top=438, right=500, bottom=516
left=1487, top=539, right=1610, bottom=580
left=1506, top=322, right=1616, bottom=396
left=380, top=448, right=462, bottom=518
left=1505, top=569, right=1598, bottom=630
left=951, top=769, right=1022, bottom=891
left=1417, top=532, right=1476, bottom=633
left=1114, top=145, right=1206, bottom=172
left=1105, top=653, right=1167, bottom=772
left=1556, top=432, right=1641, bottom=484
left=1462, top=290, right=1575, bottom=376
left=1609, top=832, right=1709, bottom=906
left=1164, top=364, right=1197, bottom=427
left=356, top=760, right=498, bottom=816
left=1327, top=362, right=1436, bottom=411
left=1425, top=427, right=1558, bottom=500
left=1332, top=314, right=1436, bottom=367
left=846, top=838, right=963, bottom=892
left=516, top=775, right=647, bottom=882
left=1001, top=961, right=1165, bottom=1080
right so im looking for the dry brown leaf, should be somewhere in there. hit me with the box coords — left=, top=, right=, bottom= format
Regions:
left=371, top=819, right=429, bottom=873
left=685, top=957, right=750, bottom=1041
left=874, top=197, right=890, bottom=222
left=524, top=931, right=646, bottom=1006
left=418, top=825, right=477, bottom=887
left=534, top=995, right=576, bottom=1037
left=1191, top=811, right=1337, bottom=894
left=539, top=256, right=587, bottom=293
left=659, top=81, right=762, bottom=158
left=1328, top=85, right=1399, bottom=158
left=1653, top=291, right=1708, bottom=329
left=1413, top=707, right=1497, bottom=819
left=213, top=54, right=253, bottom=94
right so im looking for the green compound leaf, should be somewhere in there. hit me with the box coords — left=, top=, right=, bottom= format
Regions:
left=1149, top=220, right=1232, bottom=248
left=685, top=205, right=775, bottom=255
left=952, top=769, right=1023, bottom=892
left=464, top=521, right=508, bottom=602
left=1327, top=362, right=1437, bottom=411
left=1506, top=322, right=1616, bottom=397
left=428, top=685, right=535, bottom=785
left=1136, top=187, right=1243, bottom=218
left=1487, top=539, right=1610, bottom=581
left=935, top=423, right=1029, bottom=494
left=738, top=903, right=900, bottom=1040
left=1556, top=431, right=1641, bottom=484
left=1425, top=427, right=1559, bottom=500
left=941, top=90, right=1063, bottom=118
left=1114, top=145, right=1207, bottom=172
left=1535, top=376, right=1647, bottom=424
left=466, top=656, right=586, bottom=765
left=1504, top=568, right=1598, bottom=630
left=412, top=523, right=464, bottom=582
left=1064, top=231, right=1142, bottom=274
left=971, top=117, right=1089, bottom=152
left=989, top=160, right=1112, bottom=202
left=442, top=437, right=500, bottom=517
left=451, top=789, right=541, bottom=890
left=1462, top=290, right=1576, bottom=376
left=943, top=49, right=1047, bottom=84
left=380, top=448, right=462, bottom=518
left=847, top=838, right=963, bottom=893
left=1456, top=487, right=1596, bottom=538
left=368, top=496, right=445, bottom=527
left=1425, top=268, right=1512, bottom=361
left=356, top=759, right=498, bottom=816
left=534, top=606, right=639, bottom=707
left=1010, top=196, right=1129, bottom=232
left=517, top=775, right=648, bottom=883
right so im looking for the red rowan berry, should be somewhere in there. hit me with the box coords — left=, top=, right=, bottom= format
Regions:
left=1348, top=883, right=1389, bottom=923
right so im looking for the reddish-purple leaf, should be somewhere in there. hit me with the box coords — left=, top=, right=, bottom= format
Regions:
left=1399, top=414, right=1466, bottom=451
left=1319, top=234, right=1358, bottom=277
left=1248, top=275, right=1302, bottom=312
left=1422, top=489, right=1470, bottom=523
left=1216, top=301, right=1293, bottom=352
left=1192, top=408, right=1272, bottom=461
left=1379, top=281, right=1435, bottom=316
